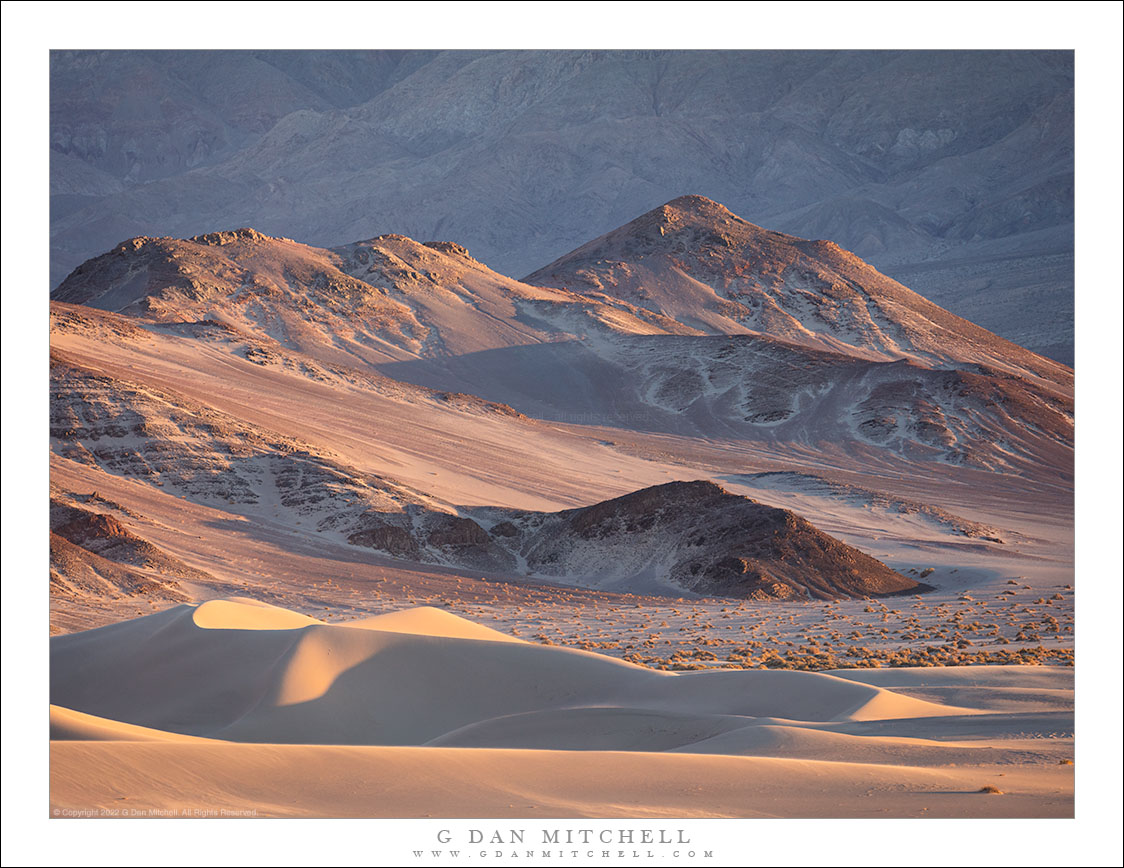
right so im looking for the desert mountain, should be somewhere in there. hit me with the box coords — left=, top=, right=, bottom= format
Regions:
left=52, top=197, right=1073, bottom=474
left=54, top=198, right=1071, bottom=393
left=49, top=337, right=918, bottom=600
left=48, top=198, right=1072, bottom=609
left=525, top=196, right=1070, bottom=388
left=49, top=50, right=1073, bottom=364
left=52, top=228, right=684, bottom=367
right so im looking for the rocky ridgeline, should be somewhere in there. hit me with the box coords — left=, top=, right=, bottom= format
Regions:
left=49, top=495, right=197, bottom=604
left=49, top=51, right=1074, bottom=364
left=49, top=196, right=1072, bottom=471
left=348, top=481, right=920, bottom=600
left=525, top=196, right=1071, bottom=390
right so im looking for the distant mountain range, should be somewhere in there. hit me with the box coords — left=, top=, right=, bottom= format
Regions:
left=54, top=196, right=1072, bottom=471
left=50, top=50, right=1074, bottom=363
left=49, top=197, right=1073, bottom=608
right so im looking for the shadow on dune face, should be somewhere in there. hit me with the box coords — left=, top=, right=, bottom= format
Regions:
left=51, top=598, right=976, bottom=747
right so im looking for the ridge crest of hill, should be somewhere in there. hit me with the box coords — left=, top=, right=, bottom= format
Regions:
left=525, top=196, right=1071, bottom=389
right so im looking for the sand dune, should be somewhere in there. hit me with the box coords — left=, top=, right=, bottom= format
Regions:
left=50, top=743, right=1073, bottom=819
left=49, top=706, right=209, bottom=743
left=339, top=605, right=527, bottom=643
left=51, top=599, right=968, bottom=745
left=190, top=597, right=323, bottom=630
left=49, top=599, right=1073, bottom=818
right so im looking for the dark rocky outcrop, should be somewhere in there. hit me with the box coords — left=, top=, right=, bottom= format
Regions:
left=425, top=515, right=491, bottom=548
left=48, top=496, right=203, bottom=603
left=341, top=480, right=921, bottom=600
left=347, top=522, right=420, bottom=559
left=527, top=480, right=919, bottom=600
left=347, top=511, right=517, bottom=573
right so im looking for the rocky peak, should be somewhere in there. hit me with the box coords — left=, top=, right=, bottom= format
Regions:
left=423, top=240, right=478, bottom=262
left=567, top=479, right=726, bottom=537
left=189, top=228, right=274, bottom=247
left=661, top=194, right=736, bottom=220
left=609, top=196, right=758, bottom=251
left=523, top=197, right=1072, bottom=389
left=501, top=480, right=921, bottom=600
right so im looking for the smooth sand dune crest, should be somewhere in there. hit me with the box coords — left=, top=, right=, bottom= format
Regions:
left=338, top=606, right=526, bottom=643
left=50, top=599, right=970, bottom=747
left=827, top=666, right=1076, bottom=713
left=49, top=705, right=215, bottom=743
left=669, top=723, right=1071, bottom=765
left=49, top=599, right=1074, bottom=818
left=190, top=597, right=323, bottom=631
